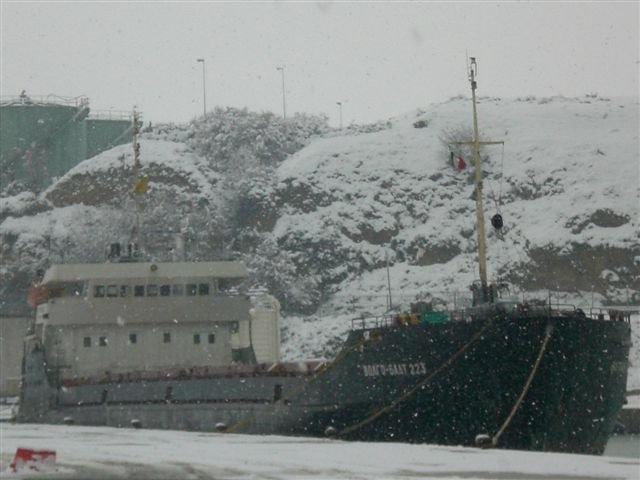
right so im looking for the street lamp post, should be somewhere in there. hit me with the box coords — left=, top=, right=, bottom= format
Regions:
left=276, top=66, right=286, bottom=119
left=197, top=58, right=207, bottom=117
left=336, top=101, right=343, bottom=130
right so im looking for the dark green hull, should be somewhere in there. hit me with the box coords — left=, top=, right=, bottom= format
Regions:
left=275, top=314, right=630, bottom=454
left=19, top=312, right=630, bottom=455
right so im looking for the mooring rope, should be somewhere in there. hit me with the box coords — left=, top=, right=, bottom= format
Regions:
left=491, top=322, right=554, bottom=447
left=337, top=318, right=494, bottom=437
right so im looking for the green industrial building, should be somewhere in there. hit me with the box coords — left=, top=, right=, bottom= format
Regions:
left=0, top=94, right=135, bottom=192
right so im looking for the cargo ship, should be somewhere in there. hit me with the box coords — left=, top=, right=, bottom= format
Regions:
left=17, top=59, right=631, bottom=454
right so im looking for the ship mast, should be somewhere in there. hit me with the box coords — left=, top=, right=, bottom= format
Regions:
left=131, top=108, right=147, bottom=259
left=467, top=58, right=504, bottom=302
left=469, top=58, right=488, bottom=292
left=133, top=109, right=141, bottom=247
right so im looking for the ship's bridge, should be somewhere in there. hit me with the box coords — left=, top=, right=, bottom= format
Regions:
left=32, top=260, right=280, bottom=379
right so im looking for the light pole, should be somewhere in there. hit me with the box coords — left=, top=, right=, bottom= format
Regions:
left=276, top=66, right=286, bottom=119
left=336, top=101, right=343, bottom=130
left=196, top=58, right=206, bottom=117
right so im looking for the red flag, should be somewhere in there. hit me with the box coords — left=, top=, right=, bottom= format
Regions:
left=457, top=157, right=467, bottom=170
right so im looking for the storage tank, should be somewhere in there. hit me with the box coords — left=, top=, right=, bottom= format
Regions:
left=85, top=112, right=133, bottom=159
left=0, top=95, right=89, bottom=190
left=0, top=95, right=133, bottom=192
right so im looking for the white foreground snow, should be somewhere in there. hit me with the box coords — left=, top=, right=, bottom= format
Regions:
left=0, top=424, right=637, bottom=480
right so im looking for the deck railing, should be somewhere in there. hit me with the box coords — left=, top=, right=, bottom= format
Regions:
left=351, top=302, right=636, bottom=330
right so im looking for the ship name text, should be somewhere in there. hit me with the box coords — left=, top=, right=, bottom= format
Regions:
left=360, top=362, right=427, bottom=378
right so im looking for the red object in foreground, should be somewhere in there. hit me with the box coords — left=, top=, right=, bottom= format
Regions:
left=9, top=448, right=57, bottom=472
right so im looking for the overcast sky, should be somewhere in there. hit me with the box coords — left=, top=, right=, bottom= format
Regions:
left=1, top=1, right=638, bottom=126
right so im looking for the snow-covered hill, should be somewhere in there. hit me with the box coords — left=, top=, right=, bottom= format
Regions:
left=1, top=94, right=638, bottom=387
left=275, top=95, right=637, bottom=302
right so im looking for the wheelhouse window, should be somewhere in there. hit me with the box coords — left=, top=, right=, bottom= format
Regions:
left=129, top=333, right=137, bottom=344
left=163, top=332, right=171, bottom=343
left=83, top=337, right=91, bottom=347
left=218, top=278, right=241, bottom=291
left=193, top=333, right=201, bottom=344
left=49, top=281, right=84, bottom=298
left=172, top=284, right=184, bottom=296
left=99, top=336, right=107, bottom=347
left=208, top=333, right=215, bottom=344
left=106, top=285, right=118, bottom=298
left=86, top=282, right=217, bottom=300
left=230, top=322, right=239, bottom=334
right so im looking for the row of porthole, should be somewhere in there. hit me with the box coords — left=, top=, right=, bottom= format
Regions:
left=82, top=332, right=217, bottom=348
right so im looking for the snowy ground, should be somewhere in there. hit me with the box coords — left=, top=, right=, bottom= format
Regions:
left=0, top=424, right=638, bottom=480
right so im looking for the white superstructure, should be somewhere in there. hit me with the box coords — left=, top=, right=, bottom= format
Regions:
left=33, top=259, right=280, bottom=380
